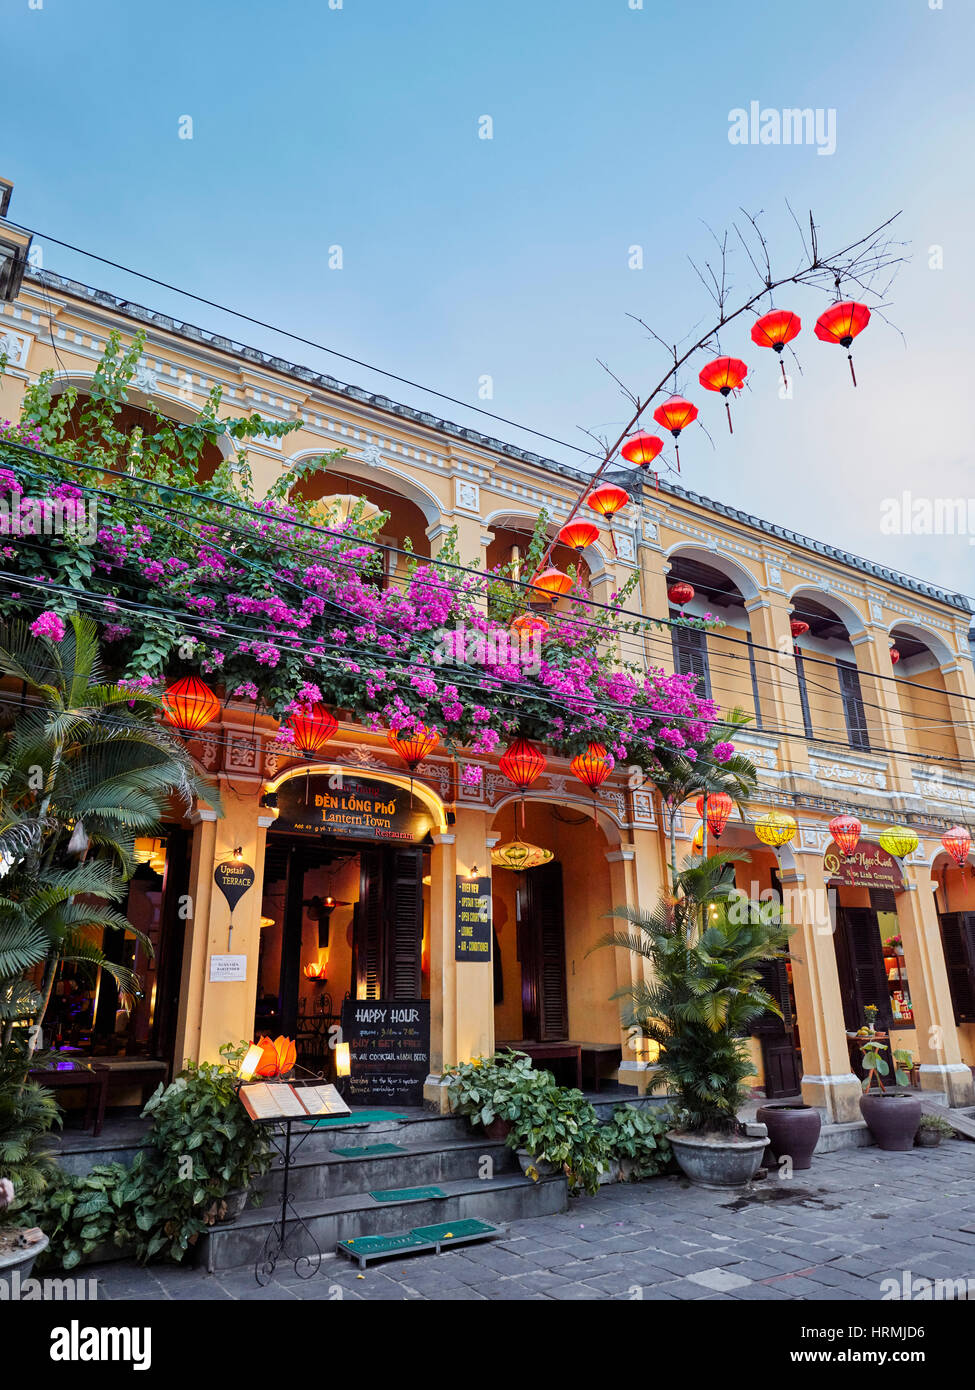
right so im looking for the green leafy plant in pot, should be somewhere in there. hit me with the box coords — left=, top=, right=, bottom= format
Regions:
left=442, top=1049, right=541, bottom=1140
left=595, top=850, right=792, bottom=1189
left=852, top=1008, right=921, bottom=1152
left=504, top=1076, right=609, bottom=1195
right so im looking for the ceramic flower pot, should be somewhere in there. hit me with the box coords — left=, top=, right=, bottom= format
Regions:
left=515, top=1149, right=557, bottom=1178
left=483, top=1117, right=513, bottom=1142
left=915, top=1129, right=941, bottom=1148
left=859, top=1093, right=922, bottom=1152
left=0, top=1230, right=48, bottom=1281
left=666, top=1132, right=766, bottom=1189
left=756, top=1102, right=822, bottom=1171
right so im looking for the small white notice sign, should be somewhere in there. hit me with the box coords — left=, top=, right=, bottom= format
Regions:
left=209, top=953, right=247, bottom=982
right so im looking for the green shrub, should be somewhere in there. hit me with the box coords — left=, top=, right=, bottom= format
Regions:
left=601, top=1103, right=674, bottom=1179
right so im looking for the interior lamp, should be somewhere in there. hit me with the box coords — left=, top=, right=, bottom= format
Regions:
left=239, top=1043, right=265, bottom=1082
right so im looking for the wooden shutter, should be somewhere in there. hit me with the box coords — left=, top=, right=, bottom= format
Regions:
left=793, top=651, right=815, bottom=739
left=938, top=912, right=975, bottom=1023
left=525, top=861, right=568, bottom=1041
left=354, top=847, right=383, bottom=1000
left=671, top=625, right=712, bottom=699
left=837, top=659, right=870, bottom=751
left=750, top=956, right=793, bottom=1036
left=383, top=848, right=423, bottom=998
left=839, top=907, right=891, bottom=1030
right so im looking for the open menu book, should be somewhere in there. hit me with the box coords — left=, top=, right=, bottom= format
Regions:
left=239, top=1082, right=351, bottom=1123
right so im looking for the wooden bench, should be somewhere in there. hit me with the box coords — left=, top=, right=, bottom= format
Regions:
left=498, top=1041, right=623, bottom=1093
left=90, top=1060, right=169, bottom=1132
left=580, top=1043, right=623, bottom=1093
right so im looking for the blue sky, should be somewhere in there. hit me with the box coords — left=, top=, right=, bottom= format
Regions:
left=3, top=0, right=973, bottom=599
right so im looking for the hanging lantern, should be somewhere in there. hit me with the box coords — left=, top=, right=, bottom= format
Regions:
left=570, top=743, right=613, bottom=793
left=557, top=520, right=600, bottom=551
left=889, top=646, right=901, bottom=666
left=585, top=484, right=630, bottom=518
left=387, top=725, right=439, bottom=771
left=750, top=309, right=801, bottom=384
left=704, top=791, right=733, bottom=840
left=942, top=826, right=972, bottom=867
left=499, top=738, right=546, bottom=791
left=878, top=825, right=919, bottom=859
left=691, top=822, right=704, bottom=855
left=754, top=810, right=798, bottom=849
left=529, top=566, right=573, bottom=601
left=814, top=300, right=871, bottom=387
left=790, top=618, right=810, bottom=639
left=511, top=612, right=549, bottom=637
left=652, top=396, right=698, bottom=472
left=491, top=838, right=554, bottom=871
left=620, top=431, right=664, bottom=468
left=697, top=356, right=748, bottom=433
left=829, top=813, right=862, bottom=859
left=668, top=580, right=695, bottom=607
left=286, top=703, right=338, bottom=759
left=162, top=676, right=220, bottom=735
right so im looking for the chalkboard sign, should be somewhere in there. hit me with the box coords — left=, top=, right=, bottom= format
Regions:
left=455, top=875, right=492, bottom=961
left=340, top=999, right=431, bottom=1106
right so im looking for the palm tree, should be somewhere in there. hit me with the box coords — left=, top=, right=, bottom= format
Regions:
left=652, top=706, right=758, bottom=884
left=0, top=614, right=220, bottom=1047
left=594, top=851, right=792, bottom=1135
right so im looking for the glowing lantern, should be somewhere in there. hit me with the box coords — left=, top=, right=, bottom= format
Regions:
left=273, top=1036, right=297, bottom=1074
left=878, top=825, right=919, bottom=859
left=511, top=612, right=549, bottom=637
left=570, top=743, right=613, bottom=793
left=942, top=826, right=972, bottom=867
left=814, top=300, right=871, bottom=386
left=691, top=822, right=704, bottom=854
left=704, top=791, right=733, bottom=840
left=557, top=520, right=600, bottom=551
left=250, top=1036, right=281, bottom=1078
left=829, top=814, right=862, bottom=859
left=585, top=484, right=630, bottom=518
left=889, top=646, right=901, bottom=666
left=499, top=738, right=546, bottom=826
left=387, top=725, right=439, bottom=771
left=652, top=396, right=698, bottom=471
left=620, top=431, right=664, bottom=467
left=790, top=618, right=810, bottom=639
left=754, top=810, right=798, bottom=849
left=530, top=567, right=573, bottom=601
left=286, top=703, right=337, bottom=759
left=698, top=356, right=748, bottom=433
left=491, top=838, right=554, bottom=871
left=239, top=1043, right=266, bottom=1081
left=162, top=676, right=220, bottom=735
left=750, top=309, right=801, bottom=384
left=668, top=581, right=695, bottom=607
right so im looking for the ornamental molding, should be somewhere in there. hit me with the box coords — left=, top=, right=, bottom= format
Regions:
left=911, top=772, right=975, bottom=809
left=807, top=756, right=887, bottom=791
left=0, top=328, right=31, bottom=369
left=453, top=478, right=480, bottom=513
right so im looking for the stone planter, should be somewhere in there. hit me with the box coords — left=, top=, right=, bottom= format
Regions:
left=756, top=1102, right=822, bottom=1171
left=915, top=1128, right=941, bottom=1148
left=667, top=1131, right=766, bottom=1189
left=0, top=1230, right=49, bottom=1281
left=206, top=1188, right=249, bottom=1224
left=515, top=1148, right=557, bottom=1179
left=618, top=1158, right=639, bottom=1183
left=859, top=1094, right=922, bottom=1152
left=597, top=1159, right=621, bottom=1186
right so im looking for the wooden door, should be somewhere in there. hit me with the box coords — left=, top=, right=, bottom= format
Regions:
left=938, top=912, right=975, bottom=1023
left=521, top=861, right=568, bottom=1041
left=354, top=847, right=384, bottom=1000
left=751, top=956, right=801, bottom=1098
left=835, top=906, right=892, bottom=1031
left=353, top=846, right=423, bottom=1000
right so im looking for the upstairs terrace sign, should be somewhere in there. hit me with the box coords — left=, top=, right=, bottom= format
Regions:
left=824, top=839, right=906, bottom=892
left=275, top=774, right=435, bottom=843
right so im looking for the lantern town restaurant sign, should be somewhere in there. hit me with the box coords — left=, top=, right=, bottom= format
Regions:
left=275, top=774, right=435, bottom=842
left=824, top=839, right=906, bottom=891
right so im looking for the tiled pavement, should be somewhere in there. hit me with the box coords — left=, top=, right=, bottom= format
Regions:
left=85, top=1141, right=975, bottom=1301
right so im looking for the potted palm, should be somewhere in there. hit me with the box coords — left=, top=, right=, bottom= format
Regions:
left=0, top=1041, right=60, bottom=1277
left=597, top=850, right=792, bottom=1189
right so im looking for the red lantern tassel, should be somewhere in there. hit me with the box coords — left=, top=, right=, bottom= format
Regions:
left=779, top=357, right=788, bottom=387
left=725, top=401, right=733, bottom=434
left=848, top=353, right=857, bottom=387
left=674, top=444, right=681, bottom=472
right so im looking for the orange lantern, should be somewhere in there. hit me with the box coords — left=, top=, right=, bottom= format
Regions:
left=652, top=396, right=698, bottom=471
left=286, top=703, right=338, bottom=758
left=697, top=356, right=748, bottom=433
left=829, top=814, right=862, bottom=859
left=387, top=725, right=439, bottom=771
left=620, top=431, right=664, bottom=467
left=557, top=520, right=600, bottom=551
left=704, top=792, right=733, bottom=840
left=529, top=566, right=573, bottom=601
left=162, top=676, right=220, bottom=735
left=252, top=1035, right=280, bottom=1077
left=585, top=485, right=630, bottom=518
left=570, top=743, right=613, bottom=793
left=511, top=612, right=549, bottom=637
left=814, top=300, right=871, bottom=386
left=273, top=1036, right=297, bottom=1075
left=668, top=581, right=695, bottom=607
left=942, top=826, right=971, bottom=867
left=751, top=309, right=801, bottom=384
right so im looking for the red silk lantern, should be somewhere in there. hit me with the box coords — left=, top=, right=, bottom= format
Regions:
left=585, top=484, right=629, bottom=518
left=815, top=300, right=870, bottom=386
left=829, top=814, right=862, bottom=859
left=751, top=309, right=801, bottom=384
left=704, top=792, right=733, bottom=840
left=620, top=431, right=664, bottom=467
left=530, top=566, right=573, bottom=600
left=511, top=612, right=549, bottom=637
left=558, top=520, right=600, bottom=551
left=162, top=676, right=220, bottom=735
left=697, top=356, right=748, bottom=433
left=499, top=737, right=546, bottom=827
left=889, top=646, right=901, bottom=666
left=570, top=743, right=613, bottom=793
left=942, top=826, right=972, bottom=867
left=652, top=396, right=698, bottom=472
left=668, top=581, right=695, bottom=607
left=286, top=703, right=337, bottom=758
left=387, top=725, right=439, bottom=770
left=790, top=618, right=810, bottom=639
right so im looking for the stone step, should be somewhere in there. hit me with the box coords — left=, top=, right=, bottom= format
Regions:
left=253, top=1136, right=517, bottom=1202
left=200, top=1171, right=568, bottom=1273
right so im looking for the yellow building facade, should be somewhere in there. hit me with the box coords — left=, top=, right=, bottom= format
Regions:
left=3, top=253, right=975, bottom=1125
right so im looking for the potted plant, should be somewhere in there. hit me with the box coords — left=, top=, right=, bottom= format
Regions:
left=0, top=1042, right=60, bottom=1277
left=504, top=1076, right=609, bottom=1194
left=852, top=1008, right=921, bottom=1152
left=755, top=1101, right=821, bottom=1171
left=443, top=1049, right=538, bottom=1141
left=916, top=1114, right=953, bottom=1148
left=601, top=1104, right=674, bottom=1181
left=597, top=851, right=792, bottom=1189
